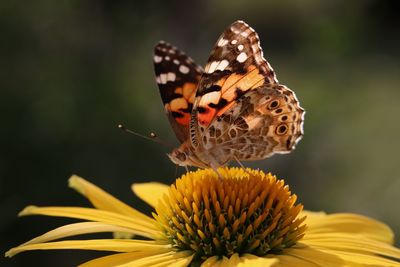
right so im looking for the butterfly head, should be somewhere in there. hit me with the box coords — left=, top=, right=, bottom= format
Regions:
left=167, top=148, right=188, bottom=166
left=167, top=144, right=209, bottom=168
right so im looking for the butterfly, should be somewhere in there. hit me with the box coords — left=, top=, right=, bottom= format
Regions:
left=153, top=20, right=304, bottom=171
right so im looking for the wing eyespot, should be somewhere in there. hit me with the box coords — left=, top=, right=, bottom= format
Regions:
left=276, top=124, right=288, bottom=135
left=268, top=100, right=279, bottom=110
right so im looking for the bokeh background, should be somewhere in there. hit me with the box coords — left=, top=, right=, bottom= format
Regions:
left=1, top=0, right=399, bottom=266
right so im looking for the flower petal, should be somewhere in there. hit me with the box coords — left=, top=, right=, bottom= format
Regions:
left=13, top=222, right=138, bottom=246
left=232, top=254, right=278, bottom=267
left=200, top=254, right=278, bottom=267
left=118, top=251, right=193, bottom=267
left=79, top=250, right=193, bottom=267
left=19, top=206, right=161, bottom=239
left=275, top=254, right=320, bottom=267
left=282, top=245, right=346, bottom=266
left=200, top=256, right=219, bottom=267
left=303, top=235, right=400, bottom=265
left=79, top=251, right=163, bottom=267
left=305, top=212, right=394, bottom=244
left=6, top=239, right=172, bottom=257
left=132, top=182, right=169, bottom=208
left=69, top=175, right=154, bottom=224
left=304, top=247, right=400, bottom=267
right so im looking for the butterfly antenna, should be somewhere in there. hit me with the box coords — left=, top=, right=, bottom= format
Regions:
left=118, top=124, right=173, bottom=148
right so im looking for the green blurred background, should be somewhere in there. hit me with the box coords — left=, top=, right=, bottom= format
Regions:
left=1, top=0, right=399, bottom=266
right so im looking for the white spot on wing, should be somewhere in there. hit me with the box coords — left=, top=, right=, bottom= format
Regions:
left=173, top=59, right=180, bottom=65
left=154, top=55, right=162, bottom=63
left=165, top=56, right=170, bottom=61
left=236, top=52, right=247, bottom=63
left=179, top=65, right=190, bottom=74
left=238, top=44, right=244, bottom=51
left=231, top=39, right=237, bottom=45
left=160, top=73, right=167, bottom=84
left=167, top=72, right=176, bottom=82
left=199, top=91, right=221, bottom=106
left=216, top=59, right=229, bottom=71
left=206, top=60, right=230, bottom=73
left=206, top=61, right=219, bottom=73
left=158, top=72, right=176, bottom=84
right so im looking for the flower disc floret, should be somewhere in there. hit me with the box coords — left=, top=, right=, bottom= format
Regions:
left=153, top=168, right=306, bottom=260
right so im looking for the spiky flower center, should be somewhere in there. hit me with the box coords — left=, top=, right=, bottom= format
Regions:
left=153, top=168, right=306, bottom=261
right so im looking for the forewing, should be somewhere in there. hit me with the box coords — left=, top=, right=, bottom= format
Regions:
left=154, top=41, right=203, bottom=143
left=192, top=20, right=278, bottom=129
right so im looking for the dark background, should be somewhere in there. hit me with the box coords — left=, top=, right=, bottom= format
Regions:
left=1, top=0, right=399, bottom=266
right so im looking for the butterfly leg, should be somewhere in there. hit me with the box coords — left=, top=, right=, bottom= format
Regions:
left=209, top=163, right=223, bottom=180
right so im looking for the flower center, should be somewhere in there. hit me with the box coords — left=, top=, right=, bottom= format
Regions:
left=153, top=168, right=306, bottom=261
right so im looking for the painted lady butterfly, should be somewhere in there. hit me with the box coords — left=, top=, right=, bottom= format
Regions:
left=153, top=20, right=304, bottom=170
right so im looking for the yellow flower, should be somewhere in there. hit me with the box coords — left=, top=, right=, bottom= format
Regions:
left=5, top=168, right=400, bottom=266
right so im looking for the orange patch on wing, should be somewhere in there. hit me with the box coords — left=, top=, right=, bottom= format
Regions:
left=219, top=65, right=264, bottom=103
left=198, top=107, right=217, bottom=126
left=236, top=65, right=265, bottom=90
left=174, top=87, right=183, bottom=94
left=182, top=82, right=197, bottom=103
left=167, top=98, right=191, bottom=126
left=170, top=98, right=188, bottom=112
left=221, top=73, right=244, bottom=94
left=176, top=112, right=190, bottom=126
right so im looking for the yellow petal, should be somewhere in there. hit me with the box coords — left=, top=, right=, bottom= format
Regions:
left=201, top=254, right=278, bottom=267
left=305, top=213, right=394, bottom=244
left=303, top=235, right=400, bottom=265
left=304, top=246, right=400, bottom=267
left=117, top=251, right=193, bottom=267
left=232, top=254, right=278, bottom=267
left=80, top=250, right=193, bottom=267
left=69, top=175, right=154, bottom=225
left=14, top=222, right=137, bottom=247
left=79, top=251, right=164, bottom=267
left=146, top=253, right=194, bottom=267
left=282, top=245, right=345, bottom=266
left=6, top=239, right=172, bottom=257
left=19, top=206, right=161, bottom=239
left=200, top=256, right=220, bottom=267
left=282, top=243, right=400, bottom=267
left=132, top=182, right=169, bottom=208
left=275, top=254, right=320, bottom=267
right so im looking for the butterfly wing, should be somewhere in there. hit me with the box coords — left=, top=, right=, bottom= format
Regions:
left=191, top=20, right=278, bottom=130
left=154, top=41, right=203, bottom=143
left=203, top=85, right=304, bottom=163
left=189, top=20, right=304, bottom=162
